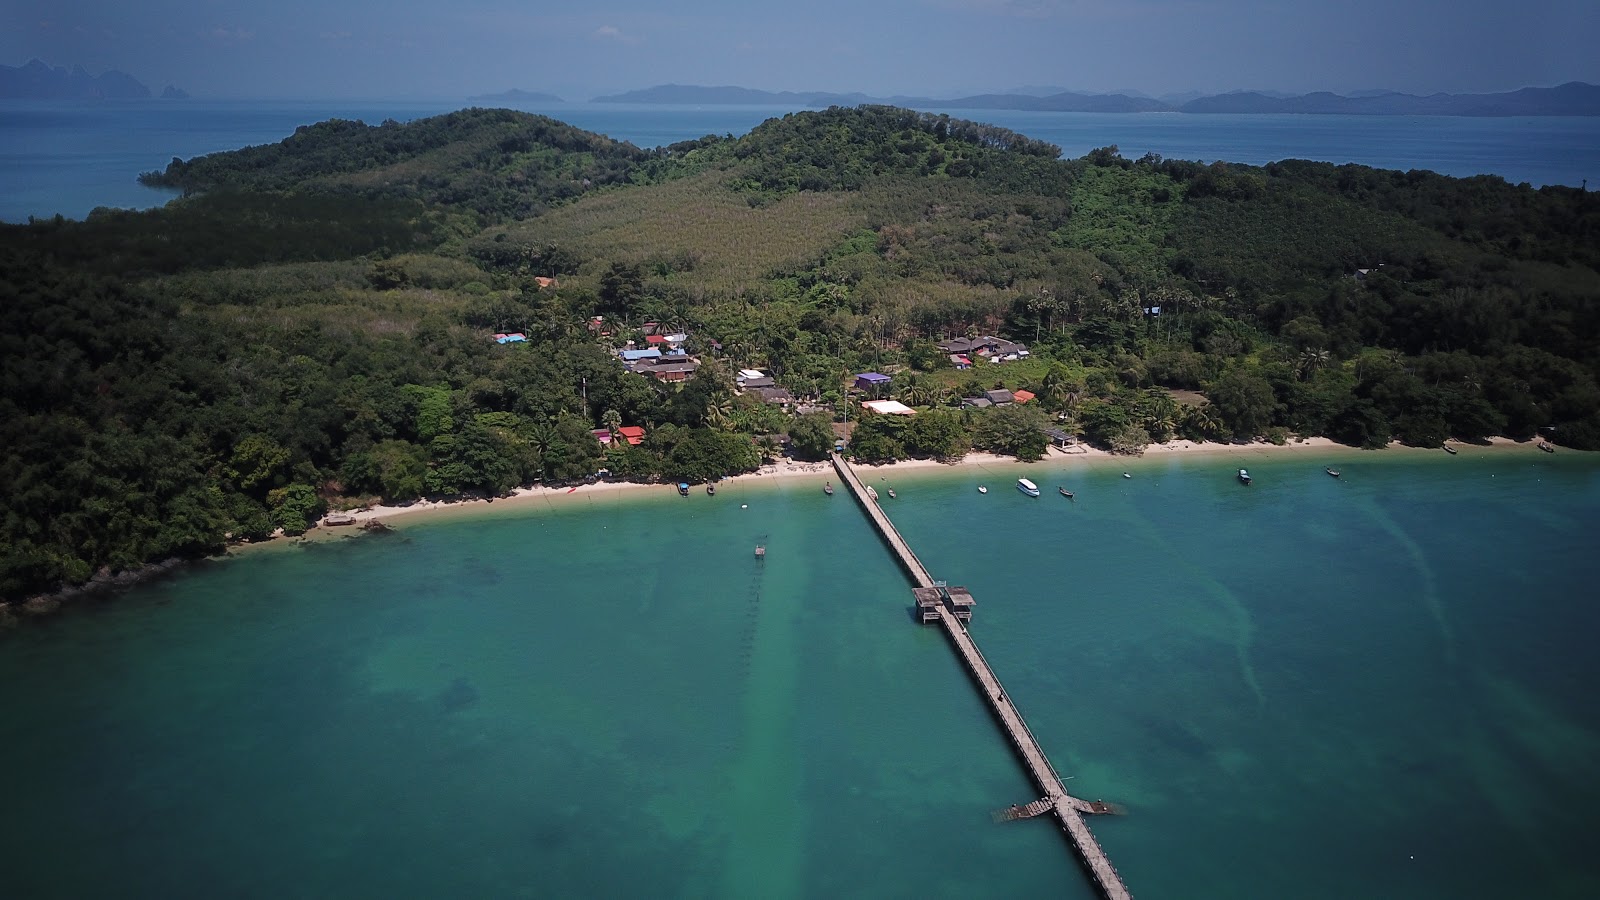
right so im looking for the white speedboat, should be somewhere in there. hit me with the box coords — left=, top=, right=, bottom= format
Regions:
left=1017, top=478, right=1041, bottom=497
left=977, top=485, right=988, bottom=494
left=866, top=485, right=879, bottom=500
left=1237, top=468, right=1252, bottom=485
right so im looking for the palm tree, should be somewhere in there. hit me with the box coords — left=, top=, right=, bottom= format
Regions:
left=602, top=408, right=623, bottom=442
left=1296, top=348, right=1333, bottom=381
left=704, top=396, right=734, bottom=431
left=1180, top=405, right=1225, bottom=442
left=527, top=420, right=558, bottom=480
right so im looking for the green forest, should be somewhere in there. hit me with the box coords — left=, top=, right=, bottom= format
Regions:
left=3, top=105, right=1597, bottom=602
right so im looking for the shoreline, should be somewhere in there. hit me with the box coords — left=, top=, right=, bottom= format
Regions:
left=1, top=435, right=1577, bottom=625
left=255, top=434, right=1559, bottom=544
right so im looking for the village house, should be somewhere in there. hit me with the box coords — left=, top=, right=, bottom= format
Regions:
left=620, top=348, right=661, bottom=364
left=854, top=372, right=892, bottom=392
left=752, top=386, right=795, bottom=406
left=937, top=336, right=1029, bottom=362
left=635, top=355, right=700, bottom=383
left=494, top=332, right=528, bottom=344
left=593, top=424, right=646, bottom=447
left=862, top=399, right=916, bottom=416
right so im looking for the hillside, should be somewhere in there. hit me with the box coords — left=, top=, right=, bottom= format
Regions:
left=3, top=105, right=1598, bottom=608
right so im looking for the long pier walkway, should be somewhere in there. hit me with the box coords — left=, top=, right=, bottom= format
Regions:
left=831, top=454, right=1132, bottom=900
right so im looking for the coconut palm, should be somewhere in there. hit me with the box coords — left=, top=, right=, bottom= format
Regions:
left=602, top=408, right=623, bottom=442
left=1296, top=347, right=1333, bottom=380
left=1180, top=404, right=1226, bottom=442
left=704, top=395, right=734, bottom=431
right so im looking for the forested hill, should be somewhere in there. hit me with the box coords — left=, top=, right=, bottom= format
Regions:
left=4, top=105, right=1598, bottom=611
left=139, top=108, right=651, bottom=222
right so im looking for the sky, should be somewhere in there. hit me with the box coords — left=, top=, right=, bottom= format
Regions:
left=5, top=0, right=1598, bottom=100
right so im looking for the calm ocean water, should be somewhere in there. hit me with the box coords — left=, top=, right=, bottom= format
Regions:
left=3, top=450, right=1598, bottom=898
left=2, top=99, right=1598, bottom=223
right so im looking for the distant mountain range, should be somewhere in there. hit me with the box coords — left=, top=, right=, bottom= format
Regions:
left=1, top=59, right=186, bottom=100
left=466, top=88, right=564, bottom=104
left=592, top=82, right=1600, bottom=116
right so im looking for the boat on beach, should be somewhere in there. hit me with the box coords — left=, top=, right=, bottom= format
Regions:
left=1017, top=478, right=1041, bottom=497
left=677, top=482, right=690, bottom=496
left=1539, top=442, right=1556, bottom=454
left=1237, top=469, right=1252, bottom=485
left=1443, top=444, right=1458, bottom=455
left=706, top=483, right=716, bottom=496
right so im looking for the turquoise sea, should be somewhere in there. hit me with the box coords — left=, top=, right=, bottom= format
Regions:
left=3, top=99, right=1599, bottom=222
left=4, top=449, right=1599, bottom=898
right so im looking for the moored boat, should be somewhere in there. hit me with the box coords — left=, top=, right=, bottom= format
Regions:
left=1443, top=444, right=1458, bottom=455
left=1059, top=487, right=1074, bottom=499
left=1539, top=441, right=1556, bottom=454
left=706, top=483, right=716, bottom=495
left=977, top=485, right=988, bottom=494
left=866, top=485, right=879, bottom=501
left=677, top=482, right=690, bottom=496
left=1325, top=467, right=1341, bottom=478
left=887, top=488, right=896, bottom=499
left=1017, top=478, right=1041, bottom=497
left=1237, top=468, right=1252, bottom=485
left=824, top=482, right=834, bottom=496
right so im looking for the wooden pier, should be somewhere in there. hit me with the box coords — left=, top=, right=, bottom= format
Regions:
left=831, top=453, right=1133, bottom=900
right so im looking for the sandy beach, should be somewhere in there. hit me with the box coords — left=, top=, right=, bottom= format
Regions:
left=236, top=435, right=1555, bottom=553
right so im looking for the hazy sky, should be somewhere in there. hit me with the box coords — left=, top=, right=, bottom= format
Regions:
left=6, top=0, right=1598, bottom=100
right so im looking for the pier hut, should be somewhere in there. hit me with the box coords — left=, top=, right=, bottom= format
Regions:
left=912, top=587, right=944, bottom=623
left=945, top=586, right=976, bottom=622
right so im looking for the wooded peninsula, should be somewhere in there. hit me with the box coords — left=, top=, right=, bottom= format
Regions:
left=3, top=105, right=1597, bottom=604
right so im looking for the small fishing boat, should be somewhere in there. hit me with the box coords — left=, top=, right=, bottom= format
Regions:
left=1325, top=467, right=1341, bottom=478
left=1122, top=472, right=1131, bottom=479
left=977, top=485, right=988, bottom=494
left=677, top=482, right=690, bottom=496
left=1237, top=468, right=1252, bottom=485
left=1017, top=478, right=1041, bottom=497
left=1539, top=442, right=1556, bottom=454
left=1058, top=487, right=1074, bottom=499
left=706, top=483, right=716, bottom=496
left=866, top=485, right=879, bottom=501
left=1443, top=444, right=1458, bottom=455
left=823, top=482, right=834, bottom=496
left=887, top=488, right=896, bottom=499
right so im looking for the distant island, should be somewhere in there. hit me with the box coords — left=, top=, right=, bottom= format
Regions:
left=594, top=82, right=1600, bottom=116
left=467, top=88, right=564, bottom=104
left=0, top=59, right=186, bottom=100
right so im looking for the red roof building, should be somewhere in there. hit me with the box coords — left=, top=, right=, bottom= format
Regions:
left=1012, top=389, right=1036, bottom=404
left=617, top=426, right=646, bottom=446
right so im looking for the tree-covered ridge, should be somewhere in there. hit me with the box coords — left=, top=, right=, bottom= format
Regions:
left=139, top=108, right=653, bottom=222
left=4, top=105, right=1598, bottom=608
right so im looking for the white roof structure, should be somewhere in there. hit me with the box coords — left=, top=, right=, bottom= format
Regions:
left=862, top=399, right=917, bottom=416
left=738, top=369, right=767, bottom=381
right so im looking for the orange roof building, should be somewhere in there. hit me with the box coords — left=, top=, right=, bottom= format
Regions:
left=1012, top=389, right=1036, bottom=404
left=617, top=426, right=646, bottom=446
